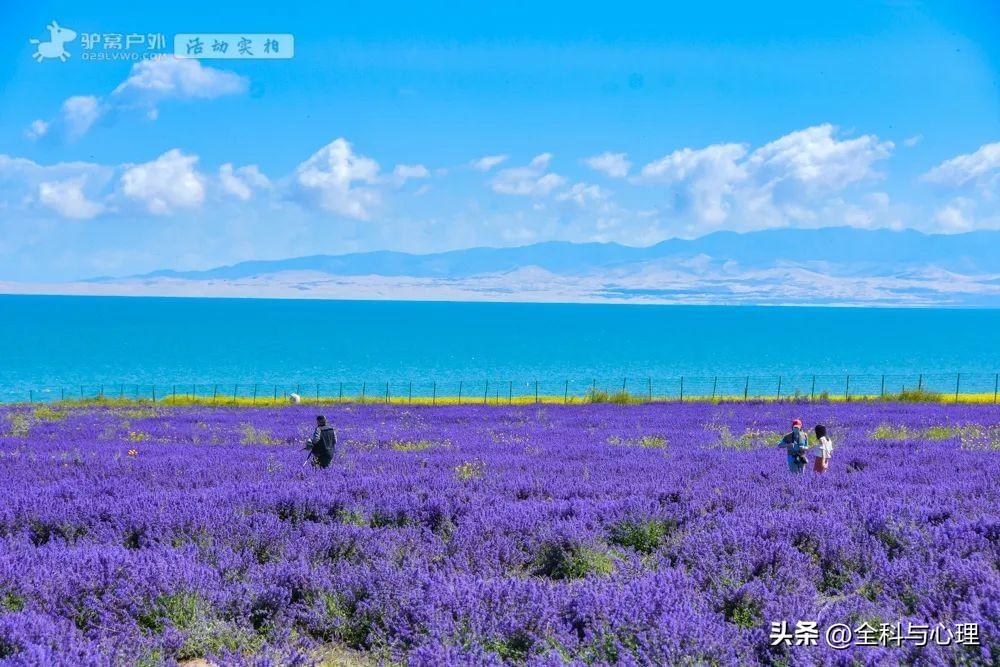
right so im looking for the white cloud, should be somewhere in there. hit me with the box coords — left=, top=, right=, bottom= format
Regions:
left=61, top=95, right=103, bottom=140
left=112, top=57, right=247, bottom=102
left=294, top=138, right=381, bottom=219
left=0, top=154, right=112, bottom=220
left=556, top=182, right=610, bottom=207
left=639, top=143, right=748, bottom=224
left=42, top=58, right=247, bottom=141
left=903, top=134, right=923, bottom=148
left=922, top=142, right=1000, bottom=192
left=38, top=178, right=104, bottom=219
left=470, top=154, right=508, bottom=172
left=584, top=152, right=631, bottom=178
left=219, top=163, right=270, bottom=201
left=392, top=163, right=430, bottom=185
left=636, top=125, right=893, bottom=228
left=25, top=119, right=49, bottom=140
left=120, top=149, right=206, bottom=215
left=491, top=153, right=566, bottom=196
left=934, top=197, right=976, bottom=232
left=747, top=124, right=893, bottom=195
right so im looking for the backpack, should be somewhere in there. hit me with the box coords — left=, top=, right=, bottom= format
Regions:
left=785, top=431, right=808, bottom=465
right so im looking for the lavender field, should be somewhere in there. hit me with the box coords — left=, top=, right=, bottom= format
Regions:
left=0, top=402, right=997, bottom=666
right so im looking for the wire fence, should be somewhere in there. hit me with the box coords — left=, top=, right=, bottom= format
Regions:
left=5, top=372, right=1000, bottom=405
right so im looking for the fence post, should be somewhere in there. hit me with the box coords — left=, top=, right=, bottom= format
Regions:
left=361, top=382, right=366, bottom=402
left=339, top=382, right=344, bottom=402
left=458, top=381, right=463, bottom=404
left=811, top=375, right=816, bottom=400
left=918, top=374, right=923, bottom=392
left=61, top=387, right=65, bottom=401
left=622, top=377, right=627, bottom=393
left=485, top=380, right=490, bottom=406
left=213, top=385, right=218, bottom=404
left=743, top=376, right=749, bottom=401
left=647, top=377, right=652, bottom=403
left=509, top=381, right=513, bottom=405
left=711, top=377, right=717, bottom=401
left=955, top=373, right=960, bottom=403
left=432, top=381, right=436, bottom=405
left=880, top=375, right=885, bottom=398
left=535, top=380, right=539, bottom=404
left=29, top=390, right=33, bottom=404
left=564, top=379, right=568, bottom=404
left=776, top=376, right=782, bottom=401
left=152, top=385, right=156, bottom=403
left=119, top=385, right=124, bottom=400
left=409, top=381, right=413, bottom=405
left=845, top=375, right=850, bottom=401
left=252, top=384, right=258, bottom=405
left=680, top=376, right=684, bottom=403
left=385, top=382, right=390, bottom=404
left=273, top=385, right=277, bottom=404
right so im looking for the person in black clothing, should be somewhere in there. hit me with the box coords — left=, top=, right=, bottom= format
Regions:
left=305, top=415, right=337, bottom=468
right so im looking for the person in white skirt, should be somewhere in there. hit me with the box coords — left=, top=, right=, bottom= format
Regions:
left=813, top=424, right=833, bottom=473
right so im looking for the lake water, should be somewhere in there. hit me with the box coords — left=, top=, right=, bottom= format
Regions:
left=2, top=294, right=999, bottom=402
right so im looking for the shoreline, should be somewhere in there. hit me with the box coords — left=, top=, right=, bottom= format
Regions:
left=5, top=392, right=999, bottom=407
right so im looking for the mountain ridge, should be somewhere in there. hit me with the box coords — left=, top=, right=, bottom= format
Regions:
left=107, top=227, right=1000, bottom=282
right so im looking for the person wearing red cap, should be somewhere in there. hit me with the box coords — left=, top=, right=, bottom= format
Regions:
left=778, top=418, right=811, bottom=473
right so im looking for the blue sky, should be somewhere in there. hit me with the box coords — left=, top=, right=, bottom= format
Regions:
left=0, top=1, right=997, bottom=281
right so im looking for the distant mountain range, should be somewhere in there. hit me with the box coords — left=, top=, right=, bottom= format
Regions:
left=127, top=227, right=1000, bottom=281
left=5, top=227, right=999, bottom=307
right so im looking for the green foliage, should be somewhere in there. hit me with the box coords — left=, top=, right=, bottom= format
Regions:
left=5, top=413, right=31, bottom=437
left=320, top=592, right=379, bottom=650
left=240, top=423, right=278, bottom=445
left=608, top=518, right=676, bottom=554
left=484, top=630, right=534, bottom=662
left=858, top=580, right=883, bottom=602
left=337, top=508, right=368, bottom=526
left=118, top=407, right=159, bottom=419
left=723, top=595, right=762, bottom=629
left=891, top=388, right=942, bottom=403
left=872, top=423, right=994, bottom=445
left=133, top=649, right=164, bottom=667
left=390, top=439, right=437, bottom=452
left=454, top=460, right=486, bottom=481
left=872, top=424, right=909, bottom=440
left=31, top=406, right=66, bottom=422
left=0, top=591, right=25, bottom=612
left=819, top=565, right=854, bottom=593
left=138, top=591, right=260, bottom=661
left=959, top=425, right=1000, bottom=451
left=607, top=435, right=668, bottom=449
left=716, top=425, right=781, bottom=450
left=127, top=430, right=149, bottom=442
left=586, top=389, right=645, bottom=404
left=532, top=542, right=615, bottom=580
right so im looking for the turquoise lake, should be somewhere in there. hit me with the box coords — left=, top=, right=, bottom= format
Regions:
left=1, top=294, right=999, bottom=402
